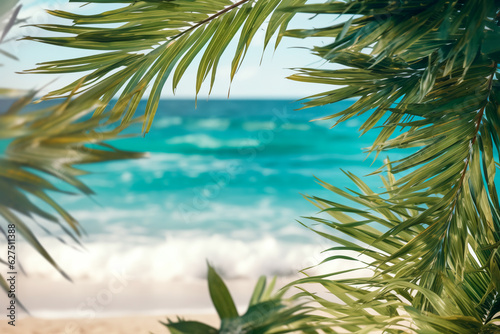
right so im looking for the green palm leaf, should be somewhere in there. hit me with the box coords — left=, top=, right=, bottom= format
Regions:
left=0, top=90, right=144, bottom=294
left=25, top=0, right=304, bottom=133
left=162, top=263, right=328, bottom=334
left=283, top=0, right=500, bottom=304
left=0, top=0, right=148, bottom=304
left=0, top=0, right=21, bottom=67
left=293, top=165, right=500, bottom=332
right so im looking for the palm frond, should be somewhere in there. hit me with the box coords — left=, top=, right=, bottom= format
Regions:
left=0, top=0, right=150, bottom=306
left=25, top=0, right=304, bottom=133
left=293, top=165, right=500, bottom=333
left=0, top=1, right=21, bottom=65
left=285, top=0, right=500, bottom=298
left=0, top=90, right=144, bottom=291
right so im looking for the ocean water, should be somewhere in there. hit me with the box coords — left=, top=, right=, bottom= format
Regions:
left=5, top=99, right=394, bottom=314
left=73, top=99, right=381, bottom=234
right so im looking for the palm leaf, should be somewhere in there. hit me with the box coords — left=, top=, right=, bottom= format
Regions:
left=292, top=165, right=500, bottom=332
left=0, top=0, right=148, bottom=302
left=0, top=0, right=20, bottom=66
left=283, top=0, right=500, bottom=303
left=25, top=0, right=304, bottom=133
left=162, top=263, right=328, bottom=334
left=0, top=89, right=144, bottom=294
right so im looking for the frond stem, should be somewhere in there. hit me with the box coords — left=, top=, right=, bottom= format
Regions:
left=449, top=61, right=497, bottom=218
left=170, top=0, right=251, bottom=41
left=485, top=292, right=500, bottom=323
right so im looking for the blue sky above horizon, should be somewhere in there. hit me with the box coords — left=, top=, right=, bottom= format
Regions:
left=0, top=0, right=341, bottom=99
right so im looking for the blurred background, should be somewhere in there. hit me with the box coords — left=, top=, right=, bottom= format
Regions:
left=0, top=0, right=389, bottom=319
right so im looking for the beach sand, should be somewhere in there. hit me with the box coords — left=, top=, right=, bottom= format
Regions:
left=0, top=277, right=256, bottom=334
left=0, top=314, right=220, bottom=334
left=0, top=273, right=308, bottom=333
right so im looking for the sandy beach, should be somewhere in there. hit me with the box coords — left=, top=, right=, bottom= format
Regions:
left=0, top=314, right=220, bottom=334
left=0, top=276, right=279, bottom=334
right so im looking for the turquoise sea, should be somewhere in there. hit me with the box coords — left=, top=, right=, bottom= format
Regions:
left=5, top=99, right=396, bottom=314
left=77, top=100, right=380, bottom=230
left=49, top=99, right=388, bottom=276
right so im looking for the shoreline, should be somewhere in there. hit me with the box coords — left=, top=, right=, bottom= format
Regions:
left=13, top=277, right=264, bottom=317
left=0, top=314, right=220, bottom=334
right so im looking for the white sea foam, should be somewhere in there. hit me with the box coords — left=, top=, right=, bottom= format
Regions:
left=280, top=123, right=311, bottom=131
left=61, top=197, right=314, bottom=232
left=242, top=121, right=276, bottom=131
left=170, top=198, right=300, bottom=227
left=90, top=153, right=250, bottom=177
left=346, top=119, right=361, bottom=128
left=166, top=134, right=260, bottom=149
left=17, top=224, right=366, bottom=285
left=15, top=208, right=370, bottom=316
left=154, top=116, right=183, bottom=128
left=192, top=118, right=231, bottom=130
left=15, top=228, right=371, bottom=316
left=120, top=171, right=133, bottom=183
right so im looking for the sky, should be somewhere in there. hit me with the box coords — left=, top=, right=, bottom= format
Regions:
left=0, top=0, right=339, bottom=99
